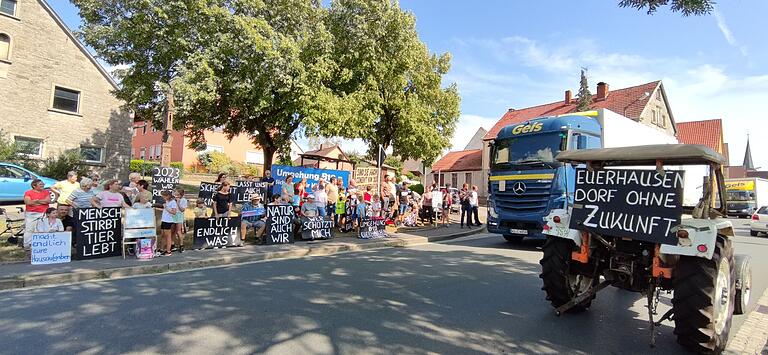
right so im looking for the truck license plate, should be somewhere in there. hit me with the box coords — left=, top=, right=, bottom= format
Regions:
left=509, top=228, right=527, bottom=235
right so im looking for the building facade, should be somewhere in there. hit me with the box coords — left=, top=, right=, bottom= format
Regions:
left=0, top=0, right=132, bottom=178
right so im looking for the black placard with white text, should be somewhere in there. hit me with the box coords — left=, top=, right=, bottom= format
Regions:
left=152, top=166, right=181, bottom=205
left=193, top=217, right=242, bottom=249
left=197, top=182, right=219, bottom=207
left=359, top=216, right=387, bottom=239
left=569, top=168, right=684, bottom=245
left=265, top=205, right=295, bottom=245
left=233, top=180, right=266, bottom=204
left=73, top=207, right=123, bottom=260
left=300, top=216, right=334, bottom=241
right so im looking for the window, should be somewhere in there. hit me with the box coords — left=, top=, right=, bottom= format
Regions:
left=0, top=165, right=25, bottom=178
left=651, top=110, right=657, bottom=124
left=465, top=173, right=472, bottom=186
left=661, top=114, right=667, bottom=128
left=656, top=90, right=662, bottom=101
left=52, top=86, right=80, bottom=113
left=451, top=173, right=457, bottom=188
left=0, top=33, right=9, bottom=61
left=142, top=125, right=147, bottom=134
left=148, top=145, right=155, bottom=159
left=201, top=144, right=224, bottom=154
left=132, top=127, right=138, bottom=137
left=80, top=146, right=104, bottom=163
left=15, top=136, right=43, bottom=158
left=0, top=0, right=16, bottom=16
left=151, top=125, right=157, bottom=132
left=245, top=151, right=264, bottom=164
left=139, top=147, right=146, bottom=160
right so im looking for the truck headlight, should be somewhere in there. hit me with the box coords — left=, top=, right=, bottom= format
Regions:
left=488, top=201, right=499, bottom=219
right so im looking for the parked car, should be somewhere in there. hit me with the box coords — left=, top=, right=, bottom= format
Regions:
left=750, top=206, right=768, bottom=237
left=0, top=162, right=57, bottom=202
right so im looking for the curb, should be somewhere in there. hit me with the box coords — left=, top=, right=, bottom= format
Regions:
left=725, top=286, right=768, bottom=354
left=0, top=227, right=485, bottom=291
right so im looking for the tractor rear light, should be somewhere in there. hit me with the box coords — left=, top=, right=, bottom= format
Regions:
left=676, top=230, right=689, bottom=239
left=553, top=216, right=561, bottom=223
left=752, top=214, right=759, bottom=221
left=697, top=244, right=708, bottom=253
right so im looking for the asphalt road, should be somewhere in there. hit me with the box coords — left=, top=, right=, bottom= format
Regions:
left=0, top=218, right=765, bottom=354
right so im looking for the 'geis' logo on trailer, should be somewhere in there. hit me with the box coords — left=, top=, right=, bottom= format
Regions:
left=512, top=122, right=543, bottom=135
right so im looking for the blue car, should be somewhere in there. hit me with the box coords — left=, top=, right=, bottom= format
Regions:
left=0, top=162, right=58, bottom=202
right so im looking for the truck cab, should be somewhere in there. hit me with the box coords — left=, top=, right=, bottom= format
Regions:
left=487, top=113, right=602, bottom=241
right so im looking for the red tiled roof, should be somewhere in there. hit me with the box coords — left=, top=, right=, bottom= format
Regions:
left=431, top=149, right=482, bottom=172
left=676, top=119, right=723, bottom=152
left=484, top=81, right=661, bottom=140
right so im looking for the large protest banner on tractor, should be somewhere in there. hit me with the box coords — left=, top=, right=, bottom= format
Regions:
left=568, top=168, right=684, bottom=245
left=193, top=217, right=242, bottom=249
left=152, top=166, right=181, bottom=204
left=74, top=207, right=123, bottom=260
left=271, top=165, right=350, bottom=196
left=265, top=204, right=295, bottom=245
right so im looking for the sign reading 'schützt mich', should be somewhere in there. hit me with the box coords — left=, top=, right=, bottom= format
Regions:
left=569, top=168, right=684, bottom=245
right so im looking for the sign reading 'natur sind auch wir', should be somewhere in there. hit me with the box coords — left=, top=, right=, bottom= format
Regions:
left=265, top=204, right=294, bottom=245
left=568, top=168, right=684, bottom=245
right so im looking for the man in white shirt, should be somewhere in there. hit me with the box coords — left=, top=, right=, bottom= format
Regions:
left=470, top=185, right=482, bottom=227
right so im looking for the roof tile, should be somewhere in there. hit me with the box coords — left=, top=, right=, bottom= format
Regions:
left=676, top=119, right=723, bottom=152
left=431, top=149, right=482, bottom=172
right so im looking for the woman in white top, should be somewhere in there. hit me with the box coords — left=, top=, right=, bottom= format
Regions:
left=35, top=207, right=64, bottom=233
left=160, top=190, right=178, bottom=256
left=66, top=177, right=97, bottom=209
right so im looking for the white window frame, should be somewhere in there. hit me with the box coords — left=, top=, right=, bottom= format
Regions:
left=80, top=146, right=104, bottom=164
left=49, top=84, right=82, bottom=115
left=139, top=147, right=146, bottom=160
left=201, top=144, right=224, bottom=154
left=245, top=150, right=264, bottom=165
left=14, top=135, right=43, bottom=158
left=0, top=0, right=17, bottom=17
left=0, top=33, right=11, bottom=62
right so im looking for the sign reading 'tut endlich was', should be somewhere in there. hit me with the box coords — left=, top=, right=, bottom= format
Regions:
left=569, top=168, right=684, bottom=245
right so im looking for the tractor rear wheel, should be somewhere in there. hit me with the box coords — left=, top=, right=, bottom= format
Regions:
left=539, top=237, right=594, bottom=313
left=672, top=236, right=735, bottom=354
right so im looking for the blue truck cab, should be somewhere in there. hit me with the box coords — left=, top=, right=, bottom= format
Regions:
left=487, top=113, right=603, bottom=242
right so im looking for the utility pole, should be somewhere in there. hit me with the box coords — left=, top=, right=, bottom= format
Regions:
left=160, top=86, right=174, bottom=167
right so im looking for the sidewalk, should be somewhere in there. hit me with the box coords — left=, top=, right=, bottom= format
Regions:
left=0, top=222, right=485, bottom=291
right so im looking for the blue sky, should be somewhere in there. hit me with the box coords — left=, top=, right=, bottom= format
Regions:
left=50, top=0, right=767, bottom=168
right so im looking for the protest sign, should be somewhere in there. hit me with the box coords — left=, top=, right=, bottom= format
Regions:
left=152, top=166, right=181, bottom=204
left=354, top=167, right=378, bottom=190
left=193, top=217, right=242, bottom=249
left=569, top=168, right=684, bottom=245
left=359, top=216, right=387, bottom=239
left=136, top=238, right=155, bottom=259
left=341, top=204, right=355, bottom=233
left=265, top=204, right=295, bottom=245
left=271, top=165, right=350, bottom=196
left=233, top=180, right=267, bottom=204
left=124, top=208, right=155, bottom=229
left=74, top=207, right=123, bottom=260
left=300, top=216, right=334, bottom=240
left=197, top=182, right=220, bottom=207
left=30, top=232, right=71, bottom=265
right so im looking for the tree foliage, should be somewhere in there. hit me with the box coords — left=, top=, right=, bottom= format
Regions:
left=320, top=0, right=461, bottom=166
left=618, top=0, right=714, bottom=16
left=576, top=69, right=592, bottom=112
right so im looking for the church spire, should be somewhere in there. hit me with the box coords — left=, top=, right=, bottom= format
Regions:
left=743, top=135, right=755, bottom=171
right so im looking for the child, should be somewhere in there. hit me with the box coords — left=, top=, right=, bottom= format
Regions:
left=370, top=194, right=382, bottom=218
left=132, top=191, right=152, bottom=209
left=159, top=190, right=177, bottom=256
left=364, top=185, right=372, bottom=203
left=335, top=188, right=346, bottom=231
left=193, top=199, right=208, bottom=218
left=35, top=207, right=64, bottom=233
left=173, top=187, right=188, bottom=253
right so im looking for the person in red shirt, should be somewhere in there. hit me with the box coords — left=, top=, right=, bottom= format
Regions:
left=23, top=179, right=52, bottom=248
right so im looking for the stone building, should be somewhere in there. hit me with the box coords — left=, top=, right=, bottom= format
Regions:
left=0, top=0, right=131, bottom=178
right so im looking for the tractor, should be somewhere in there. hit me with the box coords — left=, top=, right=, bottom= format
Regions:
left=539, top=144, right=752, bottom=354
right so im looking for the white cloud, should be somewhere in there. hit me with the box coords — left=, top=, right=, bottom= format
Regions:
left=450, top=114, right=497, bottom=151
left=713, top=8, right=748, bottom=56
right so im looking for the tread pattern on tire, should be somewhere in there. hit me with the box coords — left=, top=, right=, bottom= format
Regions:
left=672, top=236, right=735, bottom=354
left=539, top=237, right=592, bottom=313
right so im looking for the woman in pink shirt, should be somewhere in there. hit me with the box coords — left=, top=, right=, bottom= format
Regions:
left=91, top=179, right=130, bottom=208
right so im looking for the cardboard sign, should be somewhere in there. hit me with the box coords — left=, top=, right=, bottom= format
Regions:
left=152, top=166, right=181, bottom=204
left=74, top=207, right=123, bottom=260
left=136, top=238, right=155, bottom=260
left=271, top=165, right=350, bottom=195
left=233, top=180, right=267, bottom=204
left=569, top=168, right=684, bottom=245
left=265, top=204, right=295, bottom=245
left=193, top=217, right=242, bottom=249
left=124, top=208, right=156, bottom=229
left=300, top=216, right=334, bottom=240
left=342, top=204, right=356, bottom=233
left=30, top=232, right=71, bottom=265
left=359, top=216, right=387, bottom=239
left=355, top=167, right=378, bottom=190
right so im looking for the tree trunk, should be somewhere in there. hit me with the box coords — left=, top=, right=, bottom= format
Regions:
left=263, top=146, right=275, bottom=177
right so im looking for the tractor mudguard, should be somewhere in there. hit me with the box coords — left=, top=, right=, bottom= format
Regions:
left=542, top=209, right=582, bottom=246
left=660, top=219, right=733, bottom=260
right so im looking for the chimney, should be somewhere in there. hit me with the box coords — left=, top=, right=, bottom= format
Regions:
left=596, top=82, right=609, bottom=100
left=508, top=108, right=515, bottom=112
left=564, top=90, right=572, bottom=104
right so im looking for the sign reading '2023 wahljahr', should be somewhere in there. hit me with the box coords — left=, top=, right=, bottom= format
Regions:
left=569, top=168, right=684, bottom=245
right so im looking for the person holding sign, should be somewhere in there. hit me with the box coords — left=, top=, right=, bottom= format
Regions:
left=23, top=179, right=52, bottom=248
left=35, top=208, right=64, bottom=233
left=91, top=180, right=131, bottom=208
left=212, top=182, right=232, bottom=217
left=159, top=190, right=178, bottom=256
left=241, top=195, right=266, bottom=242
left=301, top=195, right=319, bottom=217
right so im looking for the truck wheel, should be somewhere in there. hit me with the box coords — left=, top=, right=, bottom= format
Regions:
left=750, top=230, right=758, bottom=237
left=503, top=234, right=524, bottom=243
left=734, top=255, right=752, bottom=315
left=539, top=237, right=594, bottom=313
left=672, top=236, right=735, bottom=354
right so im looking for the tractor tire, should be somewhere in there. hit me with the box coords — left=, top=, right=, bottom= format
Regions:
left=672, top=236, right=735, bottom=354
left=750, top=230, right=758, bottom=237
left=539, top=237, right=594, bottom=313
left=734, top=255, right=752, bottom=315
left=503, top=234, right=524, bottom=243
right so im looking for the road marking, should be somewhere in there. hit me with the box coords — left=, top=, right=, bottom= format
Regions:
left=725, top=286, right=768, bottom=354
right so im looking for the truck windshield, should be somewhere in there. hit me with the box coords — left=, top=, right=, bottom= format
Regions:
left=727, top=190, right=752, bottom=201
left=492, top=132, right=564, bottom=168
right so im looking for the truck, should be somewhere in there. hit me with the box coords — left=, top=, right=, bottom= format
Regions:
left=725, top=178, right=768, bottom=218
left=487, top=108, right=686, bottom=243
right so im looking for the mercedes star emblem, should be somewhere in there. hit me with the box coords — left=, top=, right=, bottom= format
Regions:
left=513, top=182, right=526, bottom=195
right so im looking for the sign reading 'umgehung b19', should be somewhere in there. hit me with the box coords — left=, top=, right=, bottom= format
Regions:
left=569, top=168, right=684, bottom=245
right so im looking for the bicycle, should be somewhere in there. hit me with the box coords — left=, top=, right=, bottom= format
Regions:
left=0, top=207, right=26, bottom=245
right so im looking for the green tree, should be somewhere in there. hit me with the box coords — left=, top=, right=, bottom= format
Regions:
left=618, top=0, right=714, bottom=16
left=576, top=69, right=592, bottom=112
left=321, top=0, right=461, bottom=167
left=172, top=0, right=339, bottom=173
